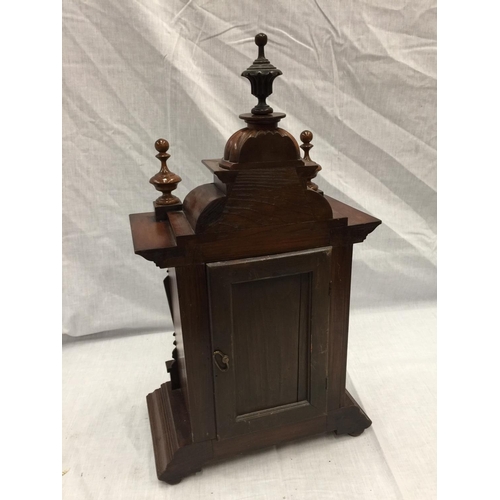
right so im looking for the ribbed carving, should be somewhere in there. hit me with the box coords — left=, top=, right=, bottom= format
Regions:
left=241, top=33, right=282, bottom=115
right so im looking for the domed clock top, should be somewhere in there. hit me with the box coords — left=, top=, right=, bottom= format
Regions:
left=220, top=33, right=302, bottom=169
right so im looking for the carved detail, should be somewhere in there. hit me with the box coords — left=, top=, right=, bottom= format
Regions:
left=300, top=130, right=322, bottom=191
left=150, top=139, right=182, bottom=207
left=241, top=33, right=282, bottom=115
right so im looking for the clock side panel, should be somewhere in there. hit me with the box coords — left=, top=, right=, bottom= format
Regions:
left=167, top=266, right=217, bottom=443
left=164, top=270, right=188, bottom=394
left=327, top=243, right=354, bottom=423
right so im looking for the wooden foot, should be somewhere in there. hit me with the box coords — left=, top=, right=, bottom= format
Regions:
left=146, top=382, right=213, bottom=485
left=348, top=429, right=365, bottom=437
left=327, top=389, right=372, bottom=436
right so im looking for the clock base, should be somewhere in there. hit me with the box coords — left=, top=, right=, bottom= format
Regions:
left=147, top=382, right=372, bottom=485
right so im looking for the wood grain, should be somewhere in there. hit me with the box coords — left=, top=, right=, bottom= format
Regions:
left=207, top=248, right=330, bottom=439
left=174, top=265, right=217, bottom=442
left=327, top=244, right=353, bottom=416
left=146, top=382, right=213, bottom=484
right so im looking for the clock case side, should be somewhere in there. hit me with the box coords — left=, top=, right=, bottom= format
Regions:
left=132, top=191, right=380, bottom=484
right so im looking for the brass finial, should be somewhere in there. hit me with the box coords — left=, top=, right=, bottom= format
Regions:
left=149, top=138, right=182, bottom=207
left=300, top=130, right=322, bottom=191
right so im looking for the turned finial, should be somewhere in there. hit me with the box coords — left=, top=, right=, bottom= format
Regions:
left=255, top=33, right=268, bottom=58
left=300, top=130, right=314, bottom=161
left=149, top=138, right=182, bottom=207
left=241, top=33, right=283, bottom=115
left=300, top=130, right=322, bottom=191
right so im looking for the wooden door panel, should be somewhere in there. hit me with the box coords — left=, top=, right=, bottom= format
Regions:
left=232, top=272, right=310, bottom=416
left=208, top=247, right=331, bottom=439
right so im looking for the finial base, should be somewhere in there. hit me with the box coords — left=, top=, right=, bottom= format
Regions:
left=239, top=112, right=286, bottom=128
left=154, top=200, right=183, bottom=221
left=251, top=104, right=274, bottom=115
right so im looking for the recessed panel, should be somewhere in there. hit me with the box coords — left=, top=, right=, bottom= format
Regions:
left=207, top=247, right=331, bottom=439
left=231, top=272, right=311, bottom=416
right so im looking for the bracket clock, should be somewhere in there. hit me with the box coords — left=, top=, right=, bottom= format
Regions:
left=129, top=33, right=381, bottom=484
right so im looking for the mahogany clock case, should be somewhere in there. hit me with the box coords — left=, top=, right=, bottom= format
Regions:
left=129, top=33, right=381, bottom=484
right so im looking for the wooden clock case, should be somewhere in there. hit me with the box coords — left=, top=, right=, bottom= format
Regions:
left=129, top=34, right=381, bottom=485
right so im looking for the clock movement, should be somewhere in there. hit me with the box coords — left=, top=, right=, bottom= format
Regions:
left=129, top=33, right=381, bottom=484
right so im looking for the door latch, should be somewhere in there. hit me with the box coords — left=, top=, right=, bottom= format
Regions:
left=213, top=350, right=230, bottom=372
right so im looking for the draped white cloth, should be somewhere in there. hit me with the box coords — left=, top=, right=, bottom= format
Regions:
left=62, top=0, right=436, bottom=498
left=63, top=0, right=436, bottom=338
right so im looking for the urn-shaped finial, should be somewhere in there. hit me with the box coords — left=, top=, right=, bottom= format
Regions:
left=149, top=138, right=182, bottom=207
left=241, top=33, right=282, bottom=115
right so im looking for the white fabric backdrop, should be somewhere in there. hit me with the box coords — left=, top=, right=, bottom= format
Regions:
left=62, top=0, right=436, bottom=338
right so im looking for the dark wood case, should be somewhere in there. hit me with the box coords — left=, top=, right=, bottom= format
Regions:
left=129, top=34, right=381, bottom=484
